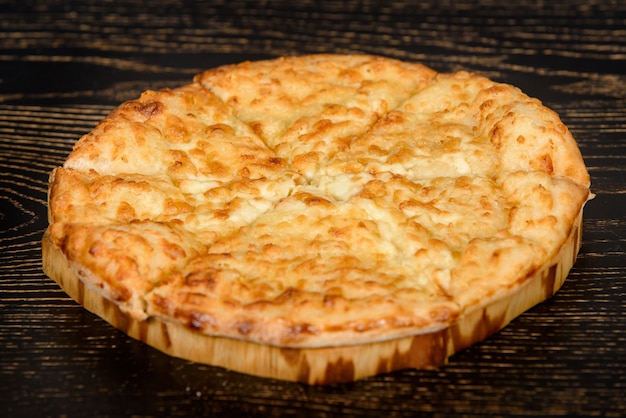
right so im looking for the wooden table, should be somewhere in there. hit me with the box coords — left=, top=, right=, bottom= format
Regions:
left=1, top=1, right=625, bottom=416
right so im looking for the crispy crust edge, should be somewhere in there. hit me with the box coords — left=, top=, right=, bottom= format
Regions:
left=41, top=209, right=583, bottom=385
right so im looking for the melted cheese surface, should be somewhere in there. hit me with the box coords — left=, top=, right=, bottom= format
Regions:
left=48, top=54, right=590, bottom=347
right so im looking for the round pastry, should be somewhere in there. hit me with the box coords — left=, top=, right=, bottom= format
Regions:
left=43, top=54, right=591, bottom=384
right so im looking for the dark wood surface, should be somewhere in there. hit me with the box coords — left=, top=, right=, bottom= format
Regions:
left=1, top=1, right=625, bottom=416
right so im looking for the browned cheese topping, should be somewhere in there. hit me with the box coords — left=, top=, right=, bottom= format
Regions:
left=47, top=54, right=591, bottom=347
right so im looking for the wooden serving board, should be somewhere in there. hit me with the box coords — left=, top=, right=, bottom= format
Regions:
left=41, top=211, right=583, bottom=385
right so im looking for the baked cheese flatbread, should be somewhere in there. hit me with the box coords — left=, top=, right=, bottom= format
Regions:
left=43, top=54, right=591, bottom=384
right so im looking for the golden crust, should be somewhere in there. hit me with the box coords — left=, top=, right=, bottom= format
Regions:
left=45, top=54, right=591, bottom=358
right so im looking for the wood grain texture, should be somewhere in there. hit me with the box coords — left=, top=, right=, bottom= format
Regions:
left=1, top=0, right=625, bottom=416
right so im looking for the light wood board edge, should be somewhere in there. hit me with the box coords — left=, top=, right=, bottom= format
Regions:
left=41, top=211, right=583, bottom=385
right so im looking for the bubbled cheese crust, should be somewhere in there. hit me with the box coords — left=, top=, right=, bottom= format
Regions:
left=46, top=54, right=591, bottom=348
